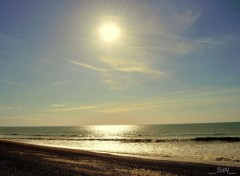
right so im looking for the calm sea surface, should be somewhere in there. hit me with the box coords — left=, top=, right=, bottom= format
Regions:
left=0, top=122, right=239, bottom=166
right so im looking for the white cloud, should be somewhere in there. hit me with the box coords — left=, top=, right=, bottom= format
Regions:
left=99, top=57, right=163, bottom=76
left=48, top=106, right=97, bottom=112
left=0, top=80, right=22, bottom=85
left=99, top=87, right=240, bottom=113
left=0, top=107, right=13, bottom=110
left=52, top=104, right=65, bottom=107
left=67, top=60, right=107, bottom=73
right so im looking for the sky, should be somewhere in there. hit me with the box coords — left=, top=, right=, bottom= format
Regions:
left=0, top=0, right=240, bottom=126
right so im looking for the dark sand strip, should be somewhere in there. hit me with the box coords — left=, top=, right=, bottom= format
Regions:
left=0, top=140, right=239, bottom=176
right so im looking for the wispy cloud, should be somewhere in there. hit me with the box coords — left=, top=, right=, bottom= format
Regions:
left=0, top=107, right=13, bottom=110
left=67, top=57, right=162, bottom=89
left=67, top=60, right=107, bottom=73
left=127, top=7, right=201, bottom=56
left=0, top=80, right=22, bottom=85
left=100, top=87, right=240, bottom=113
left=196, top=39, right=225, bottom=45
left=0, top=33, right=20, bottom=43
left=0, top=106, right=22, bottom=111
left=99, top=57, right=163, bottom=76
left=33, top=113, right=46, bottom=117
left=171, top=87, right=240, bottom=99
left=100, top=102, right=160, bottom=113
left=48, top=106, right=97, bottom=112
left=103, top=74, right=139, bottom=90
left=51, top=104, right=65, bottom=107
left=25, top=88, right=240, bottom=119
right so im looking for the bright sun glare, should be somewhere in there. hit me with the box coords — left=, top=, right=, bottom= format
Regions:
left=99, top=23, right=120, bottom=43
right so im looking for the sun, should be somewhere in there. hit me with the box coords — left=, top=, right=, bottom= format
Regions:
left=99, top=23, right=120, bottom=43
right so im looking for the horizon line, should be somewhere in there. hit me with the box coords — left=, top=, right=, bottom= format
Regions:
left=0, top=121, right=239, bottom=127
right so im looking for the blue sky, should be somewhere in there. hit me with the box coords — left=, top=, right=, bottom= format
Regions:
left=0, top=0, right=240, bottom=126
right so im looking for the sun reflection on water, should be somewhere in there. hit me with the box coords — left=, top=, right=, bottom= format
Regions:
left=89, top=125, right=135, bottom=138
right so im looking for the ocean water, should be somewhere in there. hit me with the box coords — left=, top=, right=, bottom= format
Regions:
left=0, top=122, right=239, bottom=166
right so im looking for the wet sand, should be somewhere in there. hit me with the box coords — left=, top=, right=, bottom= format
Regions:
left=0, top=140, right=239, bottom=176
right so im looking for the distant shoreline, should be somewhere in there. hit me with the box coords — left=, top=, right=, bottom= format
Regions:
left=0, top=139, right=240, bottom=176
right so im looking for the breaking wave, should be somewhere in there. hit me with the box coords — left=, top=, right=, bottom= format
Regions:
left=1, top=136, right=240, bottom=143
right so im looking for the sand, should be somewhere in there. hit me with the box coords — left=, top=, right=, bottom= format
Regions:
left=0, top=140, right=239, bottom=176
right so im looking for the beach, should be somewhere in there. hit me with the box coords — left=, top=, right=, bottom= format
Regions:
left=0, top=140, right=239, bottom=176
left=1, top=124, right=239, bottom=166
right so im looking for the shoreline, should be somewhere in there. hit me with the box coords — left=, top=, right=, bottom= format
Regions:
left=0, top=139, right=240, bottom=176
left=96, top=151, right=240, bottom=168
left=6, top=139, right=240, bottom=168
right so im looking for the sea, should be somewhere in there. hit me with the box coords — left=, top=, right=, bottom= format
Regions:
left=0, top=122, right=239, bottom=167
